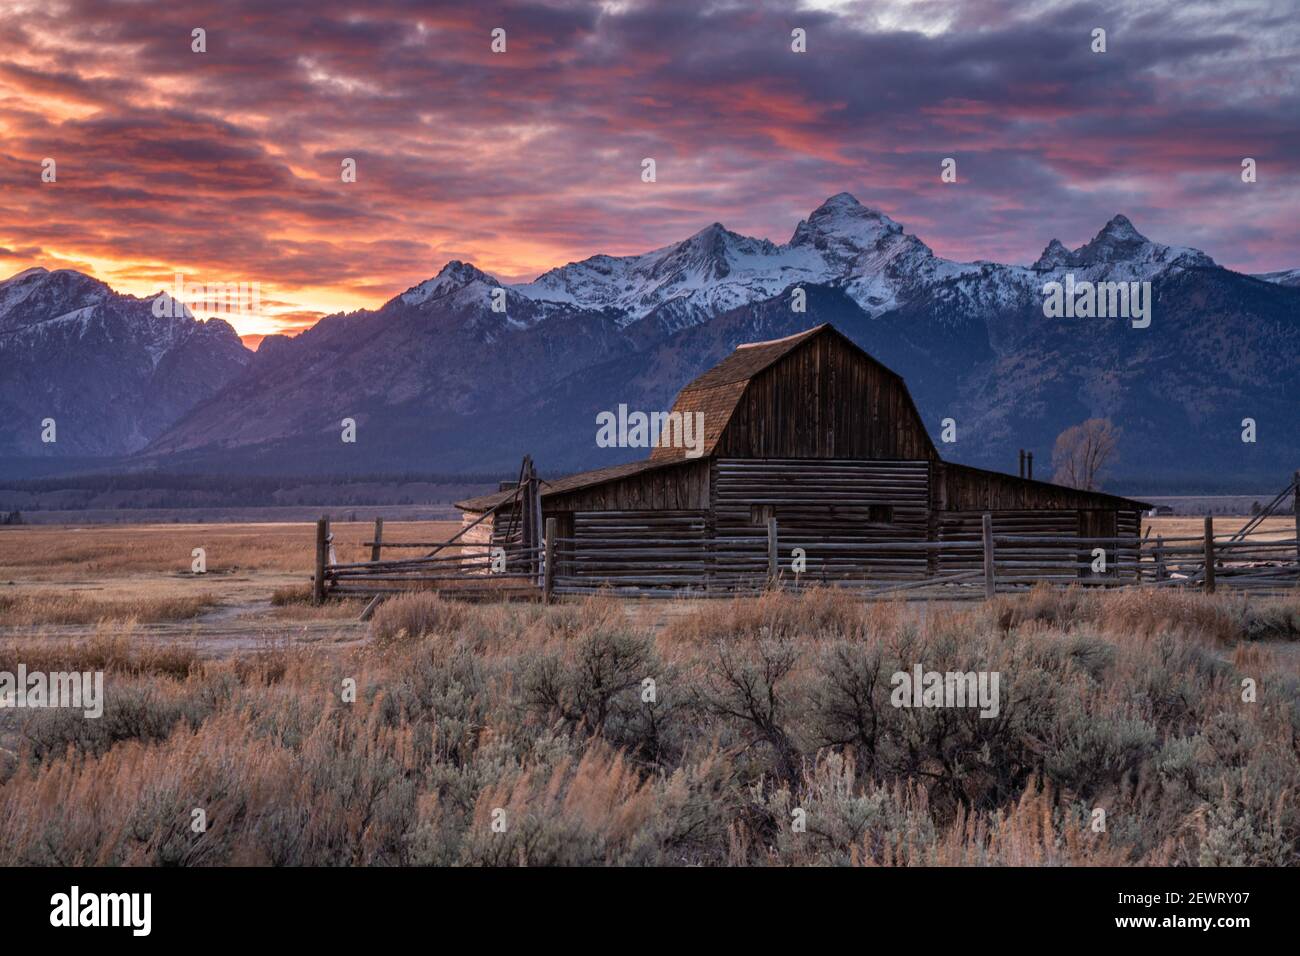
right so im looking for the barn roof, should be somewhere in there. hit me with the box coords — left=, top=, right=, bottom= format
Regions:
left=647, top=325, right=825, bottom=463
left=455, top=456, right=697, bottom=513
left=678, top=325, right=825, bottom=389
left=943, top=461, right=1152, bottom=511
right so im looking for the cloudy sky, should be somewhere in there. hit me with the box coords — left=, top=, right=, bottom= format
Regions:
left=1, top=0, right=1296, bottom=344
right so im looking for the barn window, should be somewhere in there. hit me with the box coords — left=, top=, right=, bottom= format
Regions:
left=867, top=505, right=894, bottom=524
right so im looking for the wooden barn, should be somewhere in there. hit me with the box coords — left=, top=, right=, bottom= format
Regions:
left=455, top=324, right=1151, bottom=593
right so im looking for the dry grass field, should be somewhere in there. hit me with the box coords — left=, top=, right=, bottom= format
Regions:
left=1144, top=515, right=1296, bottom=541
left=0, top=520, right=461, bottom=646
left=0, top=517, right=1296, bottom=866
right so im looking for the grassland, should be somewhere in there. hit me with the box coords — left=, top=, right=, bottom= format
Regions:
left=0, top=518, right=1295, bottom=866
left=0, top=520, right=460, bottom=643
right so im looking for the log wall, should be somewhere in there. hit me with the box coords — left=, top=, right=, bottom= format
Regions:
left=565, top=510, right=709, bottom=589
left=938, top=510, right=1080, bottom=579
left=540, top=458, right=1146, bottom=589
left=711, top=458, right=931, bottom=586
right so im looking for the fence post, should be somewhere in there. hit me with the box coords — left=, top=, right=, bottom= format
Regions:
left=1203, top=515, right=1215, bottom=594
left=1155, top=535, right=1166, bottom=581
left=313, top=516, right=328, bottom=605
left=767, top=516, right=779, bottom=588
left=982, top=512, right=995, bottom=600
left=543, top=517, right=556, bottom=604
left=1293, top=470, right=1299, bottom=565
left=370, top=517, right=384, bottom=563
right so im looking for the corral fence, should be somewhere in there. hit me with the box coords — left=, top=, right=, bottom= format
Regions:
left=314, top=506, right=1300, bottom=610
left=313, top=456, right=548, bottom=614
left=545, top=511, right=1300, bottom=600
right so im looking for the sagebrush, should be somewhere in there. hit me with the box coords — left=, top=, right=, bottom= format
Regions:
left=0, top=588, right=1295, bottom=866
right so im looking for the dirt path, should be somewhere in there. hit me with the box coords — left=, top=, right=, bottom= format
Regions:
left=0, top=567, right=370, bottom=656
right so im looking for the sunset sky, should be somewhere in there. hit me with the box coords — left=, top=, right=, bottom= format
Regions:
left=1, top=0, right=1296, bottom=346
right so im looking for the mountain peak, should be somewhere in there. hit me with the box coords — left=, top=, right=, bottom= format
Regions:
left=1032, top=238, right=1071, bottom=270
left=684, top=221, right=736, bottom=244
left=787, top=193, right=909, bottom=274
left=2, top=266, right=50, bottom=286
left=798, top=193, right=902, bottom=236
left=1030, top=214, right=1214, bottom=274
left=399, top=260, right=500, bottom=307
left=0, top=267, right=115, bottom=331
left=815, top=191, right=862, bottom=209
left=436, top=260, right=497, bottom=284
left=1096, top=214, right=1146, bottom=243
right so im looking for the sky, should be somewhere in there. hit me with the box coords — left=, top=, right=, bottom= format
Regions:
left=0, top=0, right=1296, bottom=346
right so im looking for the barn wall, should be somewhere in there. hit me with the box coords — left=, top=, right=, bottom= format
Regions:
left=563, top=510, right=709, bottom=589
left=714, top=335, right=936, bottom=460
left=711, top=458, right=932, bottom=585
left=541, top=461, right=710, bottom=588
left=1116, top=509, right=1143, bottom=579
left=937, top=508, right=1142, bottom=581
left=937, top=510, right=1080, bottom=579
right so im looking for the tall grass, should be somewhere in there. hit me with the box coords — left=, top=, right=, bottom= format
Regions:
left=0, top=591, right=219, bottom=625
left=0, top=589, right=1295, bottom=866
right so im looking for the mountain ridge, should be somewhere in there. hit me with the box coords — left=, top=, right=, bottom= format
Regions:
left=3, top=194, right=1297, bottom=490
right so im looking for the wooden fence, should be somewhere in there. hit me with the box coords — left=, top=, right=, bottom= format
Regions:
left=312, top=456, right=548, bottom=610
left=549, top=517, right=1292, bottom=599
left=314, top=509, right=1300, bottom=607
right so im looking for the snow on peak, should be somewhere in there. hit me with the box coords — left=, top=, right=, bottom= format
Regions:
left=792, top=193, right=904, bottom=247
left=502, top=198, right=1225, bottom=330
left=1098, top=214, right=1144, bottom=242
left=399, top=260, right=500, bottom=306
left=0, top=266, right=114, bottom=331
left=810, top=192, right=870, bottom=217
left=510, top=194, right=958, bottom=324
left=1032, top=215, right=1215, bottom=278
left=1033, top=239, right=1071, bottom=270
left=1254, top=267, right=1300, bottom=288
left=2, top=266, right=50, bottom=285
left=438, top=260, right=498, bottom=284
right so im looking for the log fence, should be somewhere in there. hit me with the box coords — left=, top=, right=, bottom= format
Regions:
left=544, top=520, right=1300, bottom=599
left=314, top=506, right=1300, bottom=605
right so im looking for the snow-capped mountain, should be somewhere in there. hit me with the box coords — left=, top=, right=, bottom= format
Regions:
left=1029, top=214, right=1216, bottom=278
left=5, top=196, right=1298, bottom=491
left=0, top=268, right=251, bottom=458
left=0, top=267, right=114, bottom=333
left=1255, top=267, right=1300, bottom=288
left=479, top=195, right=1220, bottom=335
left=510, top=193, right=982, bottom=325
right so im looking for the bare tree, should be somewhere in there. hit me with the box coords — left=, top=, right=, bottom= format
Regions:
left=1051, top=418, right=1120, bottom=491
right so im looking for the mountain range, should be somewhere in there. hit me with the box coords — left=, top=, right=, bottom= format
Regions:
left=3, top=194, right=1297, bottom=492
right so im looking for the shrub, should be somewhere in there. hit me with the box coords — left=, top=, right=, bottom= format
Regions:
left=368, top=593, right=469, bottom=646
left=0, top=588, right=1295, bottom=867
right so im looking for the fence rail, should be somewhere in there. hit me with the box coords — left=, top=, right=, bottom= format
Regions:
left=548, top=515, right=1299, bottom=599
left=312, top=509, right=1300, bottom=607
